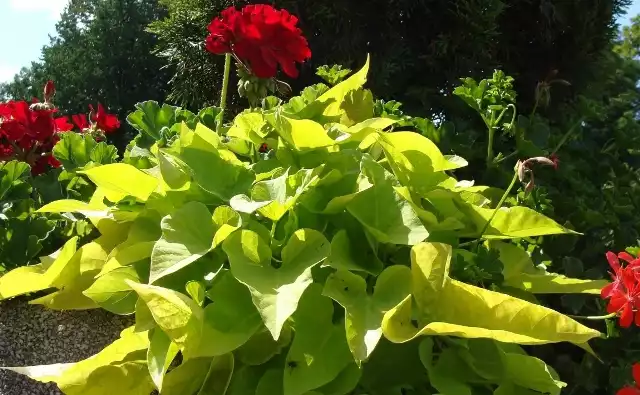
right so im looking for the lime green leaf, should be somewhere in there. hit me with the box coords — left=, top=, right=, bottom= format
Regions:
left=83, top=265, right=141, bottom=315
left=37, top=199, right=110, bottom=218
left=462, top=339, right=565, bottom=394
left=315, top=363, right=362, bottom=395
left=227, top=364, right=269, bottom=395
left=79, top=163, right=159, bottom=202
left=491, top=241, right=608, bottom=294
left=147, top=328, right=179, bottom=392
left=257, top=369, right=284, bottom=395
left=382, top=242, right=602, bottom=346
left=100, top=241, right=156, bottom=275
left=360, top=339, right=428, bottom=392
left=227, top=112, right=267, bottom=144
left=468, top=205, right=578, bottom=239
left=312, top=55, right=370, bottom=119
left=162, top=354, right=234, bottom=395
left=179, top=124, right=254, bottom=200
left=284, top=285, right=353, bottom=395
left=339, top=118, right=397, bottom=144
left=494, top=383, right=544, bottom=395
left=429, top=349, right=473, bottom=395
left=0, top=237, right=77, bottom=300
left=276, top=115, right=336, bottom=151
left=186, top=281, right=206, bottom=306
left=326, top=230, right=383, bottom=275
left=376, top=132, right=467, bottom=196
left=184, top=270, right=262, bottom=358
left=323, top=266, right=411, bottom=364
left=150, top=202, right=215, bottom=283
left=158, top=150, right=191, bottom=189
left=4, top=327, right=150, bottom=393
left=127, top=281, right=203, bottom=345
left=347, top=183, right=428, bottom=245
left=340, top=89, right=374, bottom=126
left=222, top=229, right=330, bottom=340
left=235, top=326, right=292, bottom=366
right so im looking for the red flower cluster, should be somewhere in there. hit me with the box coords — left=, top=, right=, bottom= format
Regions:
left=0, top=99, right=72, bottom=174
left=0, top=81, right=120, bottom=175
left=618, top=363, right=640, bottom=395
left=72, top=104, right=120, bottom=134
left=205, top=4, right=311, bottom=79
left=601, top=251, right=640, bottom=327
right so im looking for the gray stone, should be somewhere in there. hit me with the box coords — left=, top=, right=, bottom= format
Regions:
left=0, top=297, right=133, bottom=395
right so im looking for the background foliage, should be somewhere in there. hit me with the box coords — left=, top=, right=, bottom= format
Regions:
left=1, top=0, right=640, bottom=392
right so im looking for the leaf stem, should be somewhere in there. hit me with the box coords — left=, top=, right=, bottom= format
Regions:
left=480, top=171, right=519, bottom=237
left=567, top=312, right=617, bottom=321
left=217, top=53, right=232, bottom=134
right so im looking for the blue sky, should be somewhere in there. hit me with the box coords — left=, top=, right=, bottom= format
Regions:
left=1, top=0, right=640, bottom=84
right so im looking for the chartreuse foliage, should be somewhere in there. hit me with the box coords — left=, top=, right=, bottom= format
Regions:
left=0, top=133, right=119, bottom=271
left=1, top=59, right=606, bottom=394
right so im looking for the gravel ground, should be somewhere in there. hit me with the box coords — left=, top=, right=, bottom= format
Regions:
left=0, top=297, right=133, bottom=395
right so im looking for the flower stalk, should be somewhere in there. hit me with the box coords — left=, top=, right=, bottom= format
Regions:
left=217, top=53, right=232, bottom=134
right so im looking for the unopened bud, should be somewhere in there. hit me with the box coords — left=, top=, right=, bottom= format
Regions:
left=44, top=80, right=55, bottom=103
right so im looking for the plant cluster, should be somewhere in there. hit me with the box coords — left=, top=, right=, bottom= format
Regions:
left=0, top=81, right=121, bottom=271
left=4, top=3, right=640, bottom=395
left=0, top=6, right=621, bottom=392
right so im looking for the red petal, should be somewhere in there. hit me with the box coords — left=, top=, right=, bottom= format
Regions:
left=608, top=251, right=622, bottom=272
left=620, top=304, right=634, bottom=328
left=620, top=252, right=636, bottom=264
left=601, top=282, right=615, bottom=299
left=633, top=363, right=640, bottom=386
left=618, top=387, right=640, bottom=395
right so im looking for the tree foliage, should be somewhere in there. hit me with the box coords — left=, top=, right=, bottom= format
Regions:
left=0, top=0, right=171, bottom=147
left=150, top=0, right=630, bottom=115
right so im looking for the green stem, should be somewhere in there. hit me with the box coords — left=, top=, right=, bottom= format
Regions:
left=480, top=172, right=519, bottom=237
left=486, top=128, right=496, bottom=167
left=217, top=53, right=232, bottom=134
left=567, top=312, right=617, bottom=321
left=551, top=118, right=582, bottom=155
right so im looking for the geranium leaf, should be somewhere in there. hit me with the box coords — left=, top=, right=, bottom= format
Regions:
left=222, top=229, right=330, bottom=340
left=284, top=285, right=353, bottom=395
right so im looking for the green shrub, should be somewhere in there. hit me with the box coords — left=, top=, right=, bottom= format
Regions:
left=0, top=59, right=610, bottom=395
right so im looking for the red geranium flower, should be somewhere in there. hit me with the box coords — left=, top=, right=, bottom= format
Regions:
left=618, top=363, right=640, bottom=395
left=89, top=103, right=120, bottom=134
left=602, top=251, right=640, bottom=299
left=606, top=269, right=640, bottom=327
left=72, top=114, right=90, bottom=131
left=205, top=4, right=311, bottom=79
